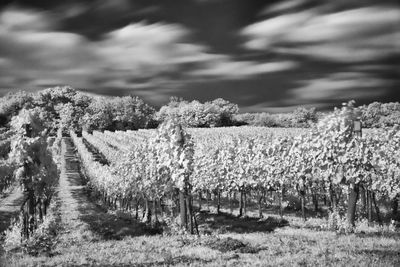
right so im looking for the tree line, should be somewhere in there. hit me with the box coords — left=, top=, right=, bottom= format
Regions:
left=1, top=87, right=399, bottom=133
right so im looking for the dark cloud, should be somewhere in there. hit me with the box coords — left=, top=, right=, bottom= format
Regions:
left=0, top=0, right=399, bottom=112
left=0, top=5, right=294, bottom=104
left=242, top=1, right=400, bottom=110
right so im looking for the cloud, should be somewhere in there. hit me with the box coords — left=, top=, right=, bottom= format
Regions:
left=0, top=5, right=297, bottom=100
left=0, top=31, right=100, bottom=89
left=241, top=102, right=328, bottom=113
left=98, top=22, right=297, bottom=81
left=242, top=6, right=400, bottom=62
left=243, top=11, right=312, bottom=50
left=0, top=6, right=56, bottom=31
left=189, top=60, right=297, bottom=79
left=288, top=72, right=388, bottom=105
left=2, top=3, right=396, bottom=110
left=0, top=6, right=207, bottom=92
left=97, top=23, right=187, bottom=75
left=0, top=7, right=101, bottom=88
left=261, top=0, right=310, bottom=14
left=0, top=7, right=199, bottom=93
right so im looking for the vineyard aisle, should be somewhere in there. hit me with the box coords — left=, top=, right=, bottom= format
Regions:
left=57, top=137, right=147, bottom=244
left=0, top=186, right=23, bottom=233
left=56, top=137, right=99, bottom=244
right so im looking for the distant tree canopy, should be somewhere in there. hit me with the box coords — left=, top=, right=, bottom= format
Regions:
left=234, top=102, right=400, bottom=128
left=0, top=87, right=156, bottom=134
left=1, top=87, right=399, bottom=132
left=0, top=91, right=33, bottom=126
left=82, top=95, right=156, bottom=132
left=359, top=102, right=400, bottom=128
left=234, top=107, right=319, bottom=128
left=155, top=97, right=239, bottom=127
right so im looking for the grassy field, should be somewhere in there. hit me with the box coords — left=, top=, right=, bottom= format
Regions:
left=3, top=184, right=400, bottom=267
left=3, top=206, right=400, bottom=267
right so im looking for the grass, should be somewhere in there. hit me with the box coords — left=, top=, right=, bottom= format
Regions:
left=4, top=222, right=400, bottom=266
left=3, top=190, right=400, bottom=266
left=3, top=191, right=400, bottom=266
left=3, top=205, right=400, bottom=267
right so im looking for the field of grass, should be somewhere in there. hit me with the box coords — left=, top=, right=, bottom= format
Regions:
left=3, top=184, right=400, bottom=266
left=4, top=207, right=400, bottom=266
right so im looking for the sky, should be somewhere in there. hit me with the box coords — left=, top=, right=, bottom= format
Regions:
left=0, top=0, right=399, bottom=112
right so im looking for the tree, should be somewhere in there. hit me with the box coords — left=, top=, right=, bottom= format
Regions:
left=110, top=96, right=155, bottom=130
left=156, top=98, right=239, bottom=127
left=33, top=86, right=77, bottom=109
left=209, top=98, right=239, bottom=126
left=253, top=113, right=277, bottom=127
left=292, top=107, right=317, bottom=127
left=81, top=98, right=114, bottom=132
left=0, top=91, right=33, bottom=127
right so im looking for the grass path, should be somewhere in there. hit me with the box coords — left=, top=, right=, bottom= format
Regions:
left=0, top=186, right=24, bottom=234
left=57, top=137, right=153, bottom=245
left=55, top=137, right=97, bottom=245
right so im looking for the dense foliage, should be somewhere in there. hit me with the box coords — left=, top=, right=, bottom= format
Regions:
left=82, top=95, right=156, bottom=132
left=76, top=102, right=400, bottom=232
left=156, top=97, right=239, bottom=127
left=359, top=102, right=400, bottom=128
left=74, top=119, right=197, bottom=231
left=235, top=107, right=320, bottom=128
left=1, top=88, right=399, bottom=132
left=0, top=87, right=156, bottom=133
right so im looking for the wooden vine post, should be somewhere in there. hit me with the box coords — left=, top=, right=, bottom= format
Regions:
left=19, top=125, right=37, bottom=238
left=175, top=124, right=188, bottom=229
left=346, top=114, right=362, bottom=227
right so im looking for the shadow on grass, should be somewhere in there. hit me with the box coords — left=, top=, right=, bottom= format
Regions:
left=200, top=195, right=328, bottom=223
left=196, top=210, right=288, bottom=234
left=359, top=249, right=400, bottom=260
left=93, top=255, right=212, bottom=267
left=355, top=231, right=400, bottom=239
left=70, top=175, right=160, bottom=240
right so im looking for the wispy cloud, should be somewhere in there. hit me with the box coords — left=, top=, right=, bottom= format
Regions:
left=288, top=72, right=389, bottom=105
left=0, top=6, right=297, bottom=100
left=242, top=6, right=400, bottom=62
left=0, top=7, right=57, bottom=31
left=189, top=60, right=297, bottom=79
left=241, top=102, right=328, bottom=113
left=0, top=2, right=398, bottom=110
left=0, top=8, right=99, bottom=89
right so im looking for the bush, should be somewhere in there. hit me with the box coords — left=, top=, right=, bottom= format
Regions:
left=2, top=199, right=60, bottom=256
left=2, top=216, right=24, bottom=252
